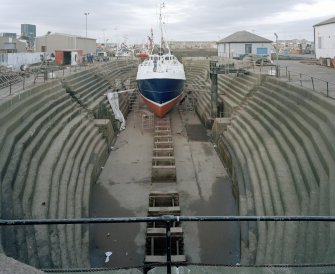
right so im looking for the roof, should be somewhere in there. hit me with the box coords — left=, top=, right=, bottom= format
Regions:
left=314, top=17, right=335, bottom=27
left=217, top=30, right=272, bottom=44
left=36, top=32, right=95, bottom=40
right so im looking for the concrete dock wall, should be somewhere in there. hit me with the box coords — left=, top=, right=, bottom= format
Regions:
left=210, top=73, right=335, bottom=264
left=0, top=60, right=137, bottom=268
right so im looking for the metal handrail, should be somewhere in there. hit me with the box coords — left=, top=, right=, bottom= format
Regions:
left=253, top=64, right=335, bottom=98
left=2, top=215, right=335, bottom=274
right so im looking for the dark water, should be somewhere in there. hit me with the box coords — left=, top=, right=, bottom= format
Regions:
left=89, top=184, right=144, bottom=268
left=189, top=176, right=240, bottom=264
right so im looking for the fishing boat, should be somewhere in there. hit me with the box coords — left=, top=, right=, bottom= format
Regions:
left=136, top=3, right=186, bottom=118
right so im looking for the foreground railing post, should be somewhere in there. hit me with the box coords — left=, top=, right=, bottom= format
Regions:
left=311, top=77, right=315, bottom=91
left=165, top=216, right=172, bottom=274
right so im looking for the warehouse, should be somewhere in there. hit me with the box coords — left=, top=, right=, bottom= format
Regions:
left=35, top=32, right=96, bottom=55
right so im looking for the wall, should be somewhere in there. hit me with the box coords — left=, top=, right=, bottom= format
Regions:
left=0, top=37, right=27, bottom=52
left=315, top=23, right=335, bottom=59
left=0, top=52, right=44, bottom=70
left=36, top=33, right=96, bottom=54
left=218, top=42, right=272, bottom=58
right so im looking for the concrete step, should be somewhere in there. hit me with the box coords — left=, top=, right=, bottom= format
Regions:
left=218, top=81, right=242, bottom=105
left=79, top=81, right=109, bottom=108
left=266, top=76, right=335, bottom=117
left=225, top=127, right=259, bottom=264
left=254, top=87, right=332, bottom=261
left=218, top=74, right=250, bottom=97
left=65, top=74, right=98, bottom=93
left=65, top=127, right=102, bottom=267
left=73, top=79, right=107, bottom=102
left=261, top=81, right=335, bottom=165
left=229, top=120, right=271, bottom=264
left=29, top=114, right=86, bottom=268
left=11, top=99, right=80, bottom=268
left=253, top=91, right=325, bottom=189
left=62, top=68, right=94, bottom=84
left=1, top=94, right=75, bottom=226
left=215, top=131, right=251, bottom=263
left=219, top=94, right=239, bottom=117
left=236, top=108, right=306, bottom=263
left=87, top=94, right=105, bottom=112
left=0, top=80, right=62, bottom=115
left=0, top=91, right=71, bottom=182
left=234, top=114, right=283, bottom=264
left=0, top=84, right=65, bottom=153
left=18, top=105, right=81, bottom=268
left=258, top=84, right=333, bottom=211
left=246, top=96, right=321, bottom=263
left=48, top=119, right=91, bottom=268
left=75, top=136, right=108, bottom=267
left=55, top=122, right=97, bottom=268
left=11, top=112, right=84, bottom=265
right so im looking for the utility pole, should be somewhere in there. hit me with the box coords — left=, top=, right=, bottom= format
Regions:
left=274, top=33, right=279, bottom=77
left=210, top=61, right=219, bottom=120
left=84, top=12, right=90, bottom=37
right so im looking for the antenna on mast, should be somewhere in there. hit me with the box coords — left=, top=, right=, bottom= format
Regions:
left=159, top=2, right=170, bottom=55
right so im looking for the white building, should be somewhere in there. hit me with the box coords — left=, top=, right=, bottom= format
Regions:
left=35, top=33, right=96, bottom=55
left=217, top=30, right=272, bottom=58
left=314, top=17, right=335, bottom=59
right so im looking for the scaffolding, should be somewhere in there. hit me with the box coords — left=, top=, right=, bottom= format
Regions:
left=0, top=65, right=24, bottom=89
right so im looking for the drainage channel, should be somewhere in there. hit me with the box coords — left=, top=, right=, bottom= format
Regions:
left=145, top=115, right=186, bottom=265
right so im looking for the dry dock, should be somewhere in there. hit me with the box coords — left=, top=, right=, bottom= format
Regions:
left=90, top=106, right=240, bottom=268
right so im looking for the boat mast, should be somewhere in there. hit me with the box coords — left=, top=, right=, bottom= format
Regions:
left=159, top=2, right=170, bottom=55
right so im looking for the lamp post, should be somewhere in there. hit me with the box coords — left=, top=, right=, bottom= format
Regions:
left=274, top=33, right=279, bottom=77
left=84, top=12, right=90, bottom=37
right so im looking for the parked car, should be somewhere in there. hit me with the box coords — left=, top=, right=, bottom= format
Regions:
left=242, top=54, right=273, bottom=65
left=96, top=52, right=110, bottom=62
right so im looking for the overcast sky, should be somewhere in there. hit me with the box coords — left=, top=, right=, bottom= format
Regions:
left=0, top=0, right=334, bottom=43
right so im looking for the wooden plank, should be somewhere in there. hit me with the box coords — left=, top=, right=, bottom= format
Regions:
left=148, top=206, right=180, bottom=214
left=147, top=227, right=183, bottom=236
left=145, top=255, right=186, bottom=263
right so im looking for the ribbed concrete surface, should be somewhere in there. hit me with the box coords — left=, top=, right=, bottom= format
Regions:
left=0, top=253, right=44, bottom=274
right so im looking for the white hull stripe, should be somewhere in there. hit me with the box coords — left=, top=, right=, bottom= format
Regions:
left=140, top=93, right=182, bottom=107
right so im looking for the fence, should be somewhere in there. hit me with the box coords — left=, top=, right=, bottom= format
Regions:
left=0, top=64, right=91, bottom=99
left=1, top=215, right=335, bottom=274
left=248, top=64, right=335, bottom=99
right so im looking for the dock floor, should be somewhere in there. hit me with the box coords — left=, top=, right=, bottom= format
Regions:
left=90, top=107, right=240, bottom=268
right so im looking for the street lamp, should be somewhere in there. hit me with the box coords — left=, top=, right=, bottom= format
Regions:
left=274, top=33, right=279, bottom=77
left=84, top=12, right=90, bottom=37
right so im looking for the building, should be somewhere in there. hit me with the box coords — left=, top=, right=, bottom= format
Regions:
left=21, top=24, right=36, bottom=48
left=0, top=33, right=17, bottom=39
left=169, top=41, right=217, bottom=50
left=35, top=33, right=96, bottom=55
left=0, top=37, right=27, bottom=53
left=217, top=30, right=272, bottom=58
left=314, top=17, right=335, bottom=59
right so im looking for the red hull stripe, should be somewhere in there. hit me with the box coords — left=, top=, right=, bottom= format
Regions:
left=140, top=94, right=182, bottom=118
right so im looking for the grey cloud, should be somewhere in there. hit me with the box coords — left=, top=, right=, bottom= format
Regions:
left=0, top=0, right=331, bottom=42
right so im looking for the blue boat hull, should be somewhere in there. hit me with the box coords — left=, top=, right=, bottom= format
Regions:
left=137, top=78, right=185, bottom=117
